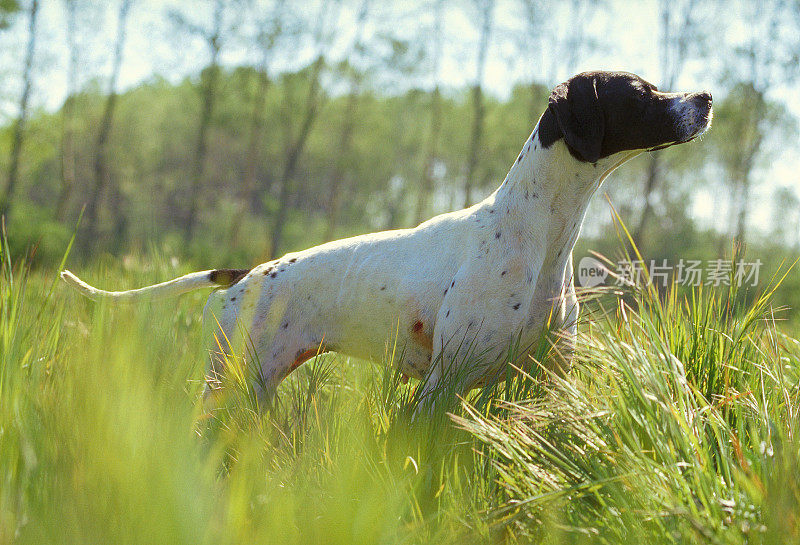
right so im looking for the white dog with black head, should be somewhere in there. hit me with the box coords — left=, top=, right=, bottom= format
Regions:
left=62, top=71, right=712, bottom=407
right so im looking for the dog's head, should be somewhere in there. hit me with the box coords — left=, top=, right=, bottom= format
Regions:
left=539, top=71, right=712, bottom=163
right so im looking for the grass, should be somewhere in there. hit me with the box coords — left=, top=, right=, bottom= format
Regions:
left=1, top=235, right=799, bottom=544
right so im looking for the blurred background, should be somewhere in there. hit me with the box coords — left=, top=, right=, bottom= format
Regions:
left=0, top=0, right=798, bottom=310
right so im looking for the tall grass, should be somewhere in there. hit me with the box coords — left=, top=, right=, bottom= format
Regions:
left=1, top=233, right=798, bottom=543
left=457, top=248, right=800, bottom=543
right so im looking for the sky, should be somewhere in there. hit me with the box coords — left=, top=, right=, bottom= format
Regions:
left=0, top=0, right=798, bottom=235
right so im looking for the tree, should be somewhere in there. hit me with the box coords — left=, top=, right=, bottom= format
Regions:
left=517, top=0, right=548, bottom=126
left=413, top=0, right=445, bottom=225
left=230, top=0, right=289, bottom=246
left=462, top=0, right=494, bottom=207
left=269, top=0, right=341, bottom=258
left=0, top=0, right=19, bottom=30
left=171, top=0, right=237, bottom=241
left=716, top=0, right=800, bottom=245
left=632, top=0, right=706, bottom=250
left=1, top=0, right=38, bottom=218
left=84, top=0, right=132, bottom=248
left=55, top=0, right=82, bottom=222
left=322, top=0, right=370, bottom=241
left=773, top=186, right=800, bottom=250
left=710, top=82, right=790, bottom=246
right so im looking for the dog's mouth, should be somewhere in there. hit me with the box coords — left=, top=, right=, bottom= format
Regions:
left=646, top=129, right=703, bottom=152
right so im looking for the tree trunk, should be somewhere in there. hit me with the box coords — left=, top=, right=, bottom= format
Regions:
left=734, top=173, right=750, bottom=244
left=632, top=154, right=660, bottom=249
left=229, top=1, right=288, bottom=245
left=183, top=0, right=224, bottom=241
left=462, top=0, right=493, bottom=208
left=414, top=0, right=444, bottom=226
left=230, top=67, right=270, bottom=246
left=56, top=0, right=79, bottom=222
left=323, top=0, right=369, bottom=241
left=633, top=0, right=698, bottom=251
left=733, top=138, right=762, bottom=245
left=734, top=87, right=765, bottom=245
left=269, top=55, right=325, bottom=257
left=84, top=0, right=130, bottom=247
left=269, top=1, right=339, bottom=257
left=414, top=86, right=442, bottom=225
left=1, top=0, right=38, bottom=218
left=322, top=86, right=359, bottom=241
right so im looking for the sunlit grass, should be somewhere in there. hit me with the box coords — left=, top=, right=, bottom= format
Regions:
left=1, top=233, right=799, bottom=543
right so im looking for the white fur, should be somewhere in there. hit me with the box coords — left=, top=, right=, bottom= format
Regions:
left=60, top=269, right=218, bottom=302
left=62, top=128, right=637, bottom=400
left=62, top=101, right=708, bottom=403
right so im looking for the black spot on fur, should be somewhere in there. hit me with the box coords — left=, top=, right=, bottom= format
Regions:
left=451, top=281, right=455, bottom=288
left=444, top=288, right=448, bottom=295
left=380, top=285, right=386, bottom=291
left=270, top=272, right=277, bottom=278
left=513, top=303, right=521, bottom=310
left=501, top=270, right=506, bottom=276
left=230, top=297, right=236, bottom=301
left=495, top=232, right=501, bottom=239
left=209, top=268, right=250, bottom=286
left=288, top=257, right=297, bottom=263
left=446, top=310, right=450, bottom=318
left=489, top=209, right=495, bottom=214
left=282, top=322, right=289, bottom=329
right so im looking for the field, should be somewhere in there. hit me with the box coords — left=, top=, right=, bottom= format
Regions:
left=1, top=236, right=800, bottom=545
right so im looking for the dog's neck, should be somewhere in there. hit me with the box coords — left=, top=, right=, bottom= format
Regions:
left=487, top=128, right=613, bottom=266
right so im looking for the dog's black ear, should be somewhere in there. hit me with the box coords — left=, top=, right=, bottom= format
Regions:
left=548, top=74, right=604, bottom=162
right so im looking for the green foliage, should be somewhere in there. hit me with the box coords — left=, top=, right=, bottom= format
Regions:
left=0, top=0, right=19, bottom=30
left=1, top=66, right=553, bottom=267
left=2, top=224, right=800, bottom=543
left=457, top=256, right=800, bottom=543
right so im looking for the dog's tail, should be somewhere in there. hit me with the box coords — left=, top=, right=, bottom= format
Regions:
left=60, top=268, right=250, bottom=303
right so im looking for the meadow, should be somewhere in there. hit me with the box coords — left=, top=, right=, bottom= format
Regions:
left=1, top=230, right=799, bottom=545
left=1, top=0, right=799, bottom=542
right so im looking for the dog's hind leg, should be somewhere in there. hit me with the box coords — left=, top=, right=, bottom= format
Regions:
left=253, top=331, right=330, bottom=395
left=201, top=289, right=240, bottom=395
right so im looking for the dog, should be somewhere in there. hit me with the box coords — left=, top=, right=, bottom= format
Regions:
left=62, top=71, right=712, bottom=406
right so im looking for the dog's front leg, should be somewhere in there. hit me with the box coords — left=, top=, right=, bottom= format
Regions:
left=541, top=259, right=579, bottom=377
left=415, top=256, right=542, bottom=416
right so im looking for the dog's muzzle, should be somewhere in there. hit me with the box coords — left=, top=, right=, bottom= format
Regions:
left=675, top=91, right=713, bottom=142
left=648, top=91, right=713, bottom=152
